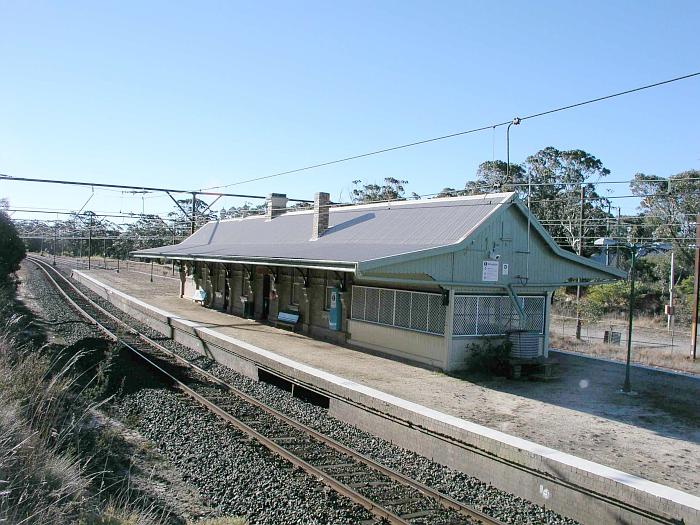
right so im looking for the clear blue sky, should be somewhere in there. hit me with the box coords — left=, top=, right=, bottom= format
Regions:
left=1, top=0, right=699, bottom=222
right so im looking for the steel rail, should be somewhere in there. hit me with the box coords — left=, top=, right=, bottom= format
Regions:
left=29, top=257, right=412, bottom=525
left=36, top=254, right=691, bottom=525
left=29, top=256, right=503, bottom=525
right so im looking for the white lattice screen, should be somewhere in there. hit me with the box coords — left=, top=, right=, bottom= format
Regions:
left=453, top=295, right=545, bottom=336
left=351, top=285, right=446, bottom=335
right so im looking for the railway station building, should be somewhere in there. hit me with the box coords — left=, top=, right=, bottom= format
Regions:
left=133, top=191, right=625, bottom=371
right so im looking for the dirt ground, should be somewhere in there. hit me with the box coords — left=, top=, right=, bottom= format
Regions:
left=58, top=261, right=700, bottom=496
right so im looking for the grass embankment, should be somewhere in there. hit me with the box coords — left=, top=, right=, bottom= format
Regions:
left=0, top=277, right=246, bottom=525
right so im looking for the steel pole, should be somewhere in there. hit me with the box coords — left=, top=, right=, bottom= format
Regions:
left=623, top=248, right=636, bottom=393
left=668, top=251, right=674, bottom=332
left=576, top=186, right=585, bottom=339
left=88, top=217, right=92, bottom=270
left=691, top=214, right=700, bottom=360
left=505, top=117, right=521, bottom=190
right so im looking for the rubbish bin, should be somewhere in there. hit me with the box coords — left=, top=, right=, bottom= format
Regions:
left=243, top=301, right=255, bottom=319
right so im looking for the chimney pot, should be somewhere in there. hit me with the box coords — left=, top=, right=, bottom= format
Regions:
left=266, top=193, right=288, bottom=220
left=312, top=192, right=330, bottom=240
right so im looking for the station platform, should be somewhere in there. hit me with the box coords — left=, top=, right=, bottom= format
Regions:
left=63, top=264, right=700, bottom=525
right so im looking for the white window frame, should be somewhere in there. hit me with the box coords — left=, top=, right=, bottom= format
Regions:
left=290, top=276, right=303, bottom=306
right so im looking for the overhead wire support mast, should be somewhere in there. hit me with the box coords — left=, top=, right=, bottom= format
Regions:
left=0, top=174, right=313, bottom=234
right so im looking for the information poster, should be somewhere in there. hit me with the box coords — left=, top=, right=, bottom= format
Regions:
left=482, top=260, right=499, bottom=282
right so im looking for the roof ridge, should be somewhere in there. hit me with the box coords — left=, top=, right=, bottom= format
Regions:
left=213, top=191, right=515, bottom=224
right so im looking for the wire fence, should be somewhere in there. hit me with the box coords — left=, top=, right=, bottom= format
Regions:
left=35, top=253, right=180, bottom=281
left=550, top=313, right=690, bottom=350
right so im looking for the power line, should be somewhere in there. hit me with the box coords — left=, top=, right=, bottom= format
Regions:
left=0, top=174, right=313, bottom=203
left=201, top=70, right=700, bottom=191
left=9, top=187, right=699, bottom=221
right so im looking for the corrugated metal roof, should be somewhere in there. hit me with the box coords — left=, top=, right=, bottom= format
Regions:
left=133, top=193, right=514, bottom=266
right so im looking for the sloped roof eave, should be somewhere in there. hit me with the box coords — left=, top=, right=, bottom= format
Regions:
left=131, top=251, right=357, bottom=272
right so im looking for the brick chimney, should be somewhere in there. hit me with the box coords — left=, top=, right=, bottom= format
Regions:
left=266, top=193, right=288, bottom=220
left=311, top=192, right=330, bottom=240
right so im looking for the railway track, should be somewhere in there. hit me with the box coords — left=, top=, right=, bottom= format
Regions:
left=29, top=256, right=505, bottom=525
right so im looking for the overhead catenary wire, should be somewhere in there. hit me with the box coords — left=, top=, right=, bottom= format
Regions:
left=200, top=71, right=700, bottom=191
left=0, top=174, right=313, bottom=203
left=9, top=184, right=700, bottom=221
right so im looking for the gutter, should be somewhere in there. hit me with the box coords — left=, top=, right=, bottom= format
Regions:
left=130, top=252, right=357, bottom=273
left=355, top=273, right=618, bottom=289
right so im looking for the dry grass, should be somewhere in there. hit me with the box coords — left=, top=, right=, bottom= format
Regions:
left=0, top=282, right=168, bottom=525
left=549, top=333, right=700, bottom=375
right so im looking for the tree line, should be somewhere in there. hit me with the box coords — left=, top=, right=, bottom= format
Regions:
left=5, top=146, right=699, bottom=322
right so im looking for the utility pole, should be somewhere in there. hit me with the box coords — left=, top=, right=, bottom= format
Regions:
left=623, top=246, right=637, bottom=393
left=691, top=213, right=700, bottom=360
left=616, top=208, right=621, bottom=268
left=53, top=224, right=57, bottom=266
left=88, top=216, right=93, bottom=270
left=576, top=185, right=585, bottom=340
left=506, top=117, right=521, bottom=188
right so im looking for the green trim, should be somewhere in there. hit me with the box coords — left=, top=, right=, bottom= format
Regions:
left=131, top=252, right=357, bottom=272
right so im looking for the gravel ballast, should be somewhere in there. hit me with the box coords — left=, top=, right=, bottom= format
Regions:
left=22, top=261, right=376, bottom=524
left=115, top=388, right=374, bottom=524
left=43, top=260, right=581, bottom=525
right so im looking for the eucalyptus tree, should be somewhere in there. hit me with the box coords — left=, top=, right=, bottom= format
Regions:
left=351, top=177, right=409, bottom=203
left=630, top=169, right=700, bottom=271
left=466, top=148, right=612, bottom=254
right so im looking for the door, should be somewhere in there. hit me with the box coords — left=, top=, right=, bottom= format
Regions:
left=262, top=274, right=271, bottom=320
left=223, top=278, right=230, bottom=312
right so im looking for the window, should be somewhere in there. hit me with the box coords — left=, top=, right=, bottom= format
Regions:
left=290, top=279, right=303, bottom=306
left=351, top=285, right=446, bottom=335
left=453, top=295, right=545, bottom=336
left=324, top=286, right=334, bottom=310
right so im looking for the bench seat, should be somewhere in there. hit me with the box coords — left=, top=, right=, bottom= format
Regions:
left=275, top=310, right=300, bottom=331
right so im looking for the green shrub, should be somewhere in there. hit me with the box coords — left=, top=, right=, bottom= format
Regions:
left=0, top=209, right=26, bottom=280
left=465, top=339, right=512, bottom=376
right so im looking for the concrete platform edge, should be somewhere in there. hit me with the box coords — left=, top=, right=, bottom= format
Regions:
left=72, top=270, right=700, bottom=525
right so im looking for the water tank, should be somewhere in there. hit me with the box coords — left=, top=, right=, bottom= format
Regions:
left=508, top=330, right=541, bottom=359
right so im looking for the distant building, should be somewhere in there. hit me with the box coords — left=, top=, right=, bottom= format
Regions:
left=133, top=192, right=624, bottom=371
